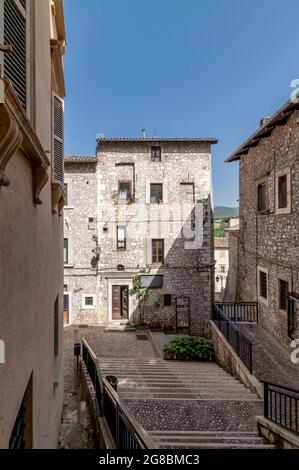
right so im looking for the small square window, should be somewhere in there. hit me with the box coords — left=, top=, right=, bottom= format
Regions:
left=150, top=184, right=163, bottom=204
left=85, top=297, right=94, bottom=306
left=151, top=146, right=161, bottom=162
left=64, top=239, right=69, bottom=264
left=164, top=294, right=172, bottom=306
left=221, top=266, right=225, bottom=273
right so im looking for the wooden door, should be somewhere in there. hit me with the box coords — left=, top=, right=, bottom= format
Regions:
left=112, top=286, right=121, bottom=320
left=121, top=286, right=129, bottom=319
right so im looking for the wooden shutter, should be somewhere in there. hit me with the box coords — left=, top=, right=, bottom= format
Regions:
left=3, top=0, right=28, bottom=110
left=52, top=93, right=64, bottom=184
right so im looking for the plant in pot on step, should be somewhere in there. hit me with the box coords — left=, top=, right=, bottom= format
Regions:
left=163, top=336, right=214, bottom=361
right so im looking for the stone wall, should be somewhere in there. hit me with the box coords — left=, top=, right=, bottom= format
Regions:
left=237, top=110, right=299, bottom=345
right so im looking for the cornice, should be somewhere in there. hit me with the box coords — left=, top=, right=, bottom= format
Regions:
left=0, top=78, right=50, bottom=205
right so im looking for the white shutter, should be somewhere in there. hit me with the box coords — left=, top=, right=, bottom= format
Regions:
left=52, top=92, right=64, bottom=185
left=3, top=0, right=27, bottom=110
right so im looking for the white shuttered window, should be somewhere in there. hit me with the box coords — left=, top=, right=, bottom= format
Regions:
left=52, top=93, right=64, bottom=185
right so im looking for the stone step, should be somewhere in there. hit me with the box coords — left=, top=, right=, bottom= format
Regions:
left=152, top=436, right=267, bottom=444
left=150, top=431, right=260, bottom=436
left=156, top=442, right=274, bottom=449
left=120, top=394, right=260, bottom=401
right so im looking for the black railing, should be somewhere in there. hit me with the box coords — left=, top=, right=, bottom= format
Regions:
left=82, top=338, right=155, bottom=449
left=264, top=382, right=299, bottom=436
left=212, top=303, right=253, bottom=373
left=216, top=302, right=258, bottom=323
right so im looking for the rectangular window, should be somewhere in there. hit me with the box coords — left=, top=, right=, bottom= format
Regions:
left=278, top=279, right=288, bottom=311
left=164, top=294, right=172, bottom=306
left=152, top=239, right=164, bottom=264
left=151, top=146, right=161, bottom=162
left=82, top=295, right=96, bottom=309
left=117, top=226, right=126, bottom=250
left=118, top=181, right=131, bottom=201
left=3, top=0, right=28, bottom=111
left=64, top=183, right=68, bottom=205
left=150, top=184, right=163, bottom=204
left=64, top=239, right=68, bottom=264
left=85, top=297, right=94, bottom=306
left=221, top=266, right=225, bottom=273
left=278, top=174, right=288, bottom=209
left=52, top=93, right=64, bottom=184
left=257, top=182, right=267, bottom=212
left=258, top=269, right=268, bottom=301
left=140, top=275, right=163, bottom=289
left=54, top=295, right=59, bottom=357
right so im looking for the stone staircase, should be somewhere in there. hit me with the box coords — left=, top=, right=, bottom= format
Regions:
left=99, top=357, right=275, bottom=449
left=106, top=321, right=135, bottom=332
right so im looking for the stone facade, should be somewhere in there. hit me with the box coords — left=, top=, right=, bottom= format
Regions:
left=0, top=1, right=66, bottom=448
left=64, top=138, right=217, bottom=336
left=227, top=105, right=299, bottom=346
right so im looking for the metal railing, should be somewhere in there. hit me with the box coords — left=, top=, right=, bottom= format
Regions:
left=264, top=382, right=299, bottom=436
left=216, top=302, right=258, bottom=323
left=81, top=338, right=155, bottom=449
left=212, top=303, right=253, bottom=373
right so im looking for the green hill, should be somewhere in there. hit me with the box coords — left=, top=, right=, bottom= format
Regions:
left=214, top=206, right=239, bottom=219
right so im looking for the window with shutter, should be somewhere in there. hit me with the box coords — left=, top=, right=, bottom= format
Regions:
left=2, top=0, right=28, bottom=111
left=278, top=279, right=288, bottom=311
left=258, top=269, right=268, bottom=300
left=52, top=93, right=64, bottom=185
left=257, top=182, right=267, bottom=212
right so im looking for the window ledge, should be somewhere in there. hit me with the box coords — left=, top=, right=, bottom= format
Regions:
left=64, top=206, right=74, bottom=210
left=64, top=264, right=74, bottom=268
left=0, top=78, right=50, bottom=204
left=256, top=210, right=270, bottom=215
left=275, top=208, right=291, bottom=215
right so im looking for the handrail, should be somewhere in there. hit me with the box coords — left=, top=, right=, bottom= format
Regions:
left=263, top=381, right=299, bottom=436
left=215, top=302, right=258, bottom=323
left=81, top=338, right=155, bottom=449
left=212, top=303, right=253, bottom=374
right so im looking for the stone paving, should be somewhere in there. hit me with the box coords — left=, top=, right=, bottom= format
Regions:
left=239, top=324, right=299, bottom=390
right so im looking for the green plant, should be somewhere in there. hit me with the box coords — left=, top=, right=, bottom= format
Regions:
left=131, top=273, right=151, bottom=319
left=163, top=336, right=214, bottom=361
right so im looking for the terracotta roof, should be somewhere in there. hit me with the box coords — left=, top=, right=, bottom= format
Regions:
left=97, top=137, right=218, bottom=144
left=226, top=96, right=299, bottom=162
left=214, top=237, right=229, bottom=249
left=65, top=155, right=97, bottom=163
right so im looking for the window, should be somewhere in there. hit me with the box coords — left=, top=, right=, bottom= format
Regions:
left=64, top=239, right=68, bottom=264
left=82, top=295, right=96, bottom=309
left=276, top=169, right=291, bottom=213
left=117, top=226, right=126, bottom=250
left=118, top=181, right=131, bottom=201
left=52, top=93, right=64, bottom=184
left=164, top=294, right=172, bottom=306
left=64, top=183, right=68, bottom=205
left=150, top=184, right=163, bottom=204
left=221, top=266, right=225, bottom=273
left=258, top=269, right=268, bottom=301
left=151, top=146, right=161, bottom=162
left=54, top=295, right=59, bottom=356
left=257, top=182, right=268, bottom=212
left=278, top=175, right=287, bottom=209
left=152, top=239, right=164, bottom=264
left=278, top=279, right=288, bottom=311
left=3, top=0, right=28, bottom=111
left=140, top=275, right=164, bottom=289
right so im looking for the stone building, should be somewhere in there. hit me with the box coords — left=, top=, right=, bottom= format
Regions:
left=227, top=99, right=299, bottom=345
left=64, top=136, right=217, bottom=335
left=214, top=236, right=229, bottom=300
left=0, top=0, right=66, bottom=448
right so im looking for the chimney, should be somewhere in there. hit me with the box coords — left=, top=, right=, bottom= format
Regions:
left=260, top=117, right=271, bottom=128
left=141, top=128, right=146, bottom=138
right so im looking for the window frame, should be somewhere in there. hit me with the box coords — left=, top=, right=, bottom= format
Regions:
left=275, top=168, right=291, bottom=214
left=150, top=183, right=163, bottom=204
left=82, top=294, right=96, bottom=310
left=258, top=267, right=268, bottom=304
left=118, top=180, right=132, bottom=203
left=117, top=225, right=127, bottom=251
left=151, top=239, right=164, bottom=264
left=164, top=294, right=172, bottom=306
left=151, top=146, right=162, bottom=162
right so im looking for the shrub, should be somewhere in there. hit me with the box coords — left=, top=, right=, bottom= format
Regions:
left=163, top=336, right=214, bottom=361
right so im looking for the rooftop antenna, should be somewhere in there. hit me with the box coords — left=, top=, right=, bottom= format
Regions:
left=153, top=129, right=157, bottom=137
left=141, top=128, right=146, bottom=139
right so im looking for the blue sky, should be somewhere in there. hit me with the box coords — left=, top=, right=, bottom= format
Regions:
left=64, top=0, right=299, bottom=206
